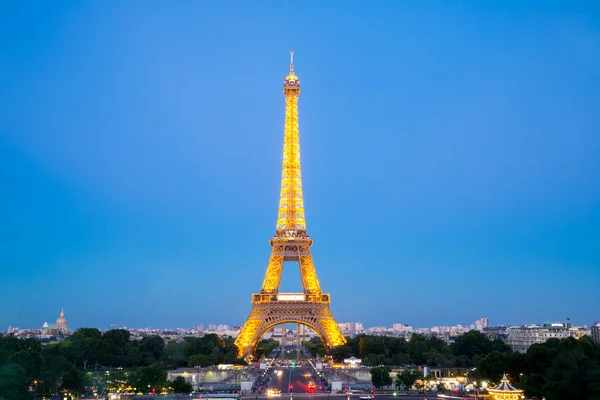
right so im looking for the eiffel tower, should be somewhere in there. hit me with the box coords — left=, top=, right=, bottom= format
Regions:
left=235, top=52, right=346, bottom=359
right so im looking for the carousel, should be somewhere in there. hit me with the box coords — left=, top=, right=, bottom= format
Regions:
left=487, top=374, right=524, bottom=400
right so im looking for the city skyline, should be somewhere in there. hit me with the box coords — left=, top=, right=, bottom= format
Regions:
left=1, top=2, right=599, bottom=330
left=3, top=309, right=592, bottom=334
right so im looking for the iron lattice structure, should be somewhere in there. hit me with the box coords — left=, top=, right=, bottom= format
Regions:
left=235, top=52, right=346, bottom=359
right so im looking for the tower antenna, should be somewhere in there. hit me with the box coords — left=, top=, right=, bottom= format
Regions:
left=290, top=50, right=294, bottom=74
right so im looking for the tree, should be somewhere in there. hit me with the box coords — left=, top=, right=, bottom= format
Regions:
left=255, top=339, right=280, bottom=359
left=128, top=364, right=168, bottom=392
left=452, top=330, right=498, bottom=364
left=395, top=369, right=420, bottom=390
left=171, top=376, right=193, bottom=393
left=123, top=342, right=143, bottom=367
left=63, top=328, right=105, bottom=370
left=424, top=349, right=453, bottom=367
left=208, top=347, right=224, bottom=365
left=9, top=348, right=43, bottom=380
left=518, top=336, right=600, bottom=400
left=102, top=329, right=131, bottom=366
left=370, top=366, right=392, bottom=390
left=61, top=367, right=84, bottom=395
left=223, top=351, right=237, bottom=364
left=477, top=351, right=511, bottom=382
left=38, top=355, right=78, bottom=395
left=139, top=336, right=165, bottom=360
left=162, top=341, right=187, bottom=368
left=0, top=364, right=32, bottom=400
left=188, top=354, right=209, bottom=367
left=408, top=334, right=430, bottom=365
left=391, top=352, right=410, bottom=366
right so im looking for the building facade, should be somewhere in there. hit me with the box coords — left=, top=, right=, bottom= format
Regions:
left=506, top=324, right=571, bottom=353
left=591, top=322, right=600, bottom=344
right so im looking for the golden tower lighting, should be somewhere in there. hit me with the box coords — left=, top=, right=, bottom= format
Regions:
left=235, top=51, right=346, bottom=359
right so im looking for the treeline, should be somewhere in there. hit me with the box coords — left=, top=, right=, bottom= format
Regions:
left=62, top=328, right=244, bottom=370
left=0, top=328, right=245, bottom=399
left=476, top=336, right=600, bottom=400
left=366, top=334, right=600, bottom=400
left=307, top=330, right=511, bottom=367
left=0, top=335, right=84, bottom=398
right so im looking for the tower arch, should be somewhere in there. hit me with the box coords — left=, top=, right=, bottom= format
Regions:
left=250, top=319, right=329, bottom=356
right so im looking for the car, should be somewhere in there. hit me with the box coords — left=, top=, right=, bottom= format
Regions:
left=359, top=396, right=372, bottom=400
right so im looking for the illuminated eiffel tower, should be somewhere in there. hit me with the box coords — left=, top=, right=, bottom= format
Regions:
left=235, top=52, right=346, bottom=359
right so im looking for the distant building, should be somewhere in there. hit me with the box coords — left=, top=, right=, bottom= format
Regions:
left=392, top=324, right=413, bottom=333
left=474, top=318, right=489, bottom=332
left=367, top=326, right=388, bottom=334
left=591, top=322, right=600, bottom=344
left=55, top=309, right=68, bottom=333
left=506, top=323, right=572, bottom=353
left=338, top=322, right=363, bottom=336
left=483, top=325, right=509, bottom=341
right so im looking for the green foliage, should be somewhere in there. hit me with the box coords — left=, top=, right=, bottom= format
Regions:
left=477, top=350, right=512, bottom=382
left=475, top=336, right=600, bottom=400
left=255, top=339, right=280, bottom=359
left=370, top=365, right=393, bottom=389
left=63, top=328, right=105, bottom=369
left=183, top=334, right=245, bottom=368
left=171, top=375, right=193, bottom=393
left=452, top=330, right=510, bottom=364
left=395, top=369, right=420, bottom=390
left=0, top=329, right=247, bottom=398
left=328, top=331, right=508, bottom=367
left=9, top=348, right=43, bottom=379
left=188, top=354, right=209, bottom=367
left=139, top=336, right=165, bottom=360
left=162, top=340, right=187, bottom=368
left=128, top=364, right=168, bottom=391
left=1, top=328, right=600, bottom=399
left=0, top=364, right=33, bottom=400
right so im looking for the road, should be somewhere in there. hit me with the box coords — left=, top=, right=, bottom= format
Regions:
left=270, top=366, right=319, bottom=394
left=266, top=367, right=440, bottom=400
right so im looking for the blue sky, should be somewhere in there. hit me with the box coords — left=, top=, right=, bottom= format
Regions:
left=1, top=1, right=599, bottom=330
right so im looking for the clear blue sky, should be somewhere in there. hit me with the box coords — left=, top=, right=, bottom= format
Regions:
left=1, top=1, right=599, bottom=330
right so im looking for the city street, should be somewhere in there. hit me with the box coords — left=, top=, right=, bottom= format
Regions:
left=245, top=394, right=441, bottom=400
left=269, top=366, right=316, bottom=394
left=264, top=367, right=440, bottom=400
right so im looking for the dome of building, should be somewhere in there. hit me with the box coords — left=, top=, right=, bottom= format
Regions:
left=55, top=309, right=68, bottom=333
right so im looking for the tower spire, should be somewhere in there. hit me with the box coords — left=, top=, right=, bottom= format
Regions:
left=279, top=51, right=303, bottom=235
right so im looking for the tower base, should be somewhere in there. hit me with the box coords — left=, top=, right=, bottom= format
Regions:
left=235, top=294, right=346, bottom=359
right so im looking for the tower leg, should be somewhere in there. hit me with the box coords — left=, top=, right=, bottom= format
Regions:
left=301, top=324, right=304, bottom=356
left=296, top=323, right=300, bottom=361
left=281, top=323, right=285, bottom=361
